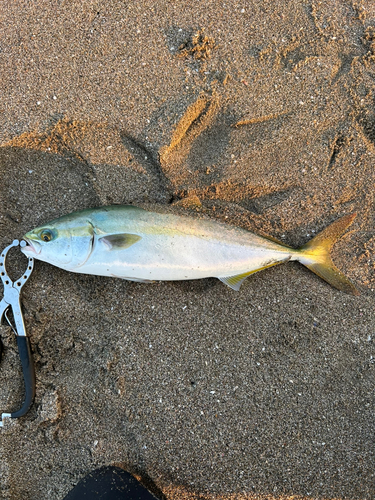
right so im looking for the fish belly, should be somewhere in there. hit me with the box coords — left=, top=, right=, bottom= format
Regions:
left=79, top=232, right=292, bottom=281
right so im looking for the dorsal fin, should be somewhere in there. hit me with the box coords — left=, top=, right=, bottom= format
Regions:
left=264, top=234, right=293, bottom=248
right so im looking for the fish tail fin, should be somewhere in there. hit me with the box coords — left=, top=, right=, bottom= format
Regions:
left=297, top=214, right=359, bottom=295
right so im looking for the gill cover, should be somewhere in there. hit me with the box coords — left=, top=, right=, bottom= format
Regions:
left=22, top=219, right=95, bottom=270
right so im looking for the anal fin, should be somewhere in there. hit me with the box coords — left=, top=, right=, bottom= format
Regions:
left=219, top=256, right=291, bottom=291
left=219, top=271, right=255, bottom=291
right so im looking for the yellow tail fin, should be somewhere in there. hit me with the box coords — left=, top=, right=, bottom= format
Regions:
left=298, top=214, right=359, bottom=295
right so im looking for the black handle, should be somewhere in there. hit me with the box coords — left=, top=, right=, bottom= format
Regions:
left=11, top=336, right=36, bottom=419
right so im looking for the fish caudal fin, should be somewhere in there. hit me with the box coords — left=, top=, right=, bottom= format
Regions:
left=298, top=214, right=359, bottom=295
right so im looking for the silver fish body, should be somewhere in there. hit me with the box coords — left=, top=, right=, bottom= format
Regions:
left=21, top=205, right=358, bottom=293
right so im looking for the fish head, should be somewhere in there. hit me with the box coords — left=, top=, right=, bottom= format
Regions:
left=22, top=213, right=94, bottom=270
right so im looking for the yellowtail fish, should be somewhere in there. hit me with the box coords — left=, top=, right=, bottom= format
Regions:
left=21, top=206, right=358, bottom=294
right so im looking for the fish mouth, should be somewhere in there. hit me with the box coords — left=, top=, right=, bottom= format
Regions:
left=21, top=238, right=41, bottom=255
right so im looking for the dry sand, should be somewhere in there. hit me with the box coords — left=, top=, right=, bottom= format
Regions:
left=0, top=1, right=374, bottom=498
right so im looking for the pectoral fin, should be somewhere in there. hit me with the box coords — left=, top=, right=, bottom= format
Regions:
left=99, top=233, right=142, bottom=250
left=219, top=257, right=291, bottom=291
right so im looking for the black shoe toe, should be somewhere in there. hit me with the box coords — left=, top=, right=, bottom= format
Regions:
left=63, top=466, right=158, bottom=500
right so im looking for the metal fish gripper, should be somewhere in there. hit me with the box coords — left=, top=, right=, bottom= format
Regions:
left=0, top=239, right=35, bottom=427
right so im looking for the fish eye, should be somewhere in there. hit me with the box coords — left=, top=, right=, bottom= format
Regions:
left=40, top=229, right=54, bottom=242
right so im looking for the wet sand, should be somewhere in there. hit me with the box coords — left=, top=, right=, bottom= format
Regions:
left=0, top=1, right=374, bottom=498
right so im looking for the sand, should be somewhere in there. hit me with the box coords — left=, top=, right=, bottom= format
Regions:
left=0, top=1, right=374, bottom=498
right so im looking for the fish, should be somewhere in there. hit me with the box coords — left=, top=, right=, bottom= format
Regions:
left=21, top=205, right=359, bottom=294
